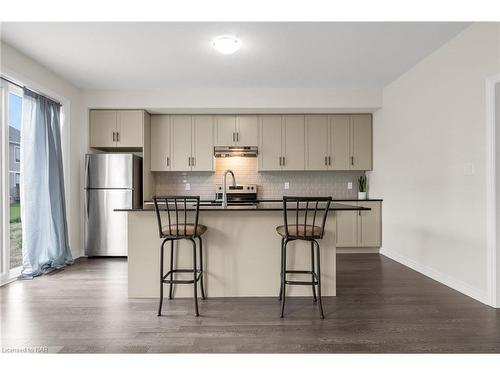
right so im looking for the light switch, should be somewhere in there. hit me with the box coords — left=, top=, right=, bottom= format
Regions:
left=185, top=183, right=191, bottom=191
left=284, top=182, right=290, bottom=190
left=347, top=182, right=353, bottom=190
left=463, top=163, right=475, bottom=176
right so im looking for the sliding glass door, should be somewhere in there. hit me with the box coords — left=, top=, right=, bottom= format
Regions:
left=1, top=79, right=23, bottom=283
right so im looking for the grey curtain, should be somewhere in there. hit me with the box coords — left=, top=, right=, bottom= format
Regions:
left=19, top=89, right=73, bottom=278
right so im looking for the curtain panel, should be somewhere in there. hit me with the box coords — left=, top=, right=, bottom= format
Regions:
left=20, top=89, right=73, bottom=278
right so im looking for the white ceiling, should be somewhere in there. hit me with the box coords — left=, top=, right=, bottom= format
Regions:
left=0, top=22, right=470, bottom=90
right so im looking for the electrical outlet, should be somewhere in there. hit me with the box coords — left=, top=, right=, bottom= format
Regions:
left=347, top=182, right=353, bottom=190
left=284, top=182, right=290, bottom=190
left=185, top=183, right=191, bottom=191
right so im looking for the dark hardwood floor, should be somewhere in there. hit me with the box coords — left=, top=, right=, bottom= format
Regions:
left=1, top=254, right=499, bottom=353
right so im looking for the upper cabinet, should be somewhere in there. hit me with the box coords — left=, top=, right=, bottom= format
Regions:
left=89, top=109, right=144, bottom=149
left=191, top=115, right=215, bottom=172
left=305, top=114, right=372, bottom=171
left=150, top=115, right=171, bottom=171
left=350, top=114, right=372, bottom=171
left=305, top=115, right=329, bottom=170
left=258, top=115, right=305, bottom=171
left=151, top=114, right=214, bottom=172
left=215, top=115, right=258, bottom=146
left=147, top=112, right=371, bottom=173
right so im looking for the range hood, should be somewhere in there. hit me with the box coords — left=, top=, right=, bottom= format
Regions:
left=214, top=146, right=258, bottom=158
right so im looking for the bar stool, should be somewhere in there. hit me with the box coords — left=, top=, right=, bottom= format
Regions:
left=276, top=196, right=332, bottom=319
left=153, top=196, right=207, bottom=317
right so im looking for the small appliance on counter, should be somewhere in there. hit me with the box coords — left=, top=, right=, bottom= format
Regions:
left=84, top=153, right=142, bottom=257
left=215, top=184, right=257, bottom=205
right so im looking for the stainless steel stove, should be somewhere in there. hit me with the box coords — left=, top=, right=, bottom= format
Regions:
left=215, top=184, right=257, bottom=205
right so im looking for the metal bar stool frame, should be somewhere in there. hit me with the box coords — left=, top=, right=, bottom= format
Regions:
left=153, top=196, right=206, bottom=317
left=278, top=196, right=332, bottom=319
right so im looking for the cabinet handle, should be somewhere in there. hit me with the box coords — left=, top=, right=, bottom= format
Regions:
left=116, top=132, right=120, bottom=142
left=192, top=157, right=195, bottom=166
left=188, top=157, right=191, bottom=166
left=232, top=132, right=235, bottom=142
left=236, top=132, right=239, bottom=142
left=166, top=157, right=170, bottom=167
left=282, top=156, right=285, bottom=166
left=351, top=156, right=354, bottom=166
left=112, top=132, right=116, bottom=142
left=328, top=156, right=332, bottom=166
left=324, top=156, right=328, bottom=166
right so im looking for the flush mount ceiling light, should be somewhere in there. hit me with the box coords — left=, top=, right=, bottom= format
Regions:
left=211, top=35, right=241, bottom=54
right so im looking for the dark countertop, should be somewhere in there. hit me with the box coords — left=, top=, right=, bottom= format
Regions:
left=117, top=200, right=371, bottom=212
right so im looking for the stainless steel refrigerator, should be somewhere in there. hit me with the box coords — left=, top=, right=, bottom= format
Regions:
left=84, top=153, right=142, bottom=257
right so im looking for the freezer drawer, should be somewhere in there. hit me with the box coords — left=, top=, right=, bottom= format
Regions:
left=85, top=189, right=132, bottom=256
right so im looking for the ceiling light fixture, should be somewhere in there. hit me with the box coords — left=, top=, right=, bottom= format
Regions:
left=211, top=35, right=241, bottom=55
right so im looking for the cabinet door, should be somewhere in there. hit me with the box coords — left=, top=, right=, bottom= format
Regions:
left=215, top=115, right=236, bottom=146
left=258, top=115, right=283, bottom=171
left=170, top=115, right=192, bottom=171
left=357, top=201, right=381, bottom=247
left=89, top=110, right=117, bottom=148
left=305, top=115, right=329, bottom=170
left=350, top=114, right=372, bottom=170
left=236, top=115, right=258, bottom=146
left=192, top=115, right=214, bottom=172
left=117, top=110, right=144, bottom=148
left=150, top=115, right=171, bottom=171
left=282, top=115, right=305, bottom=170
left=335, top=209, right=358, bottom=247
left=330, top=115, right=350, bottom=170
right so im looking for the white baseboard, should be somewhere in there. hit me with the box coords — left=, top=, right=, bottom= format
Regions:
left=380, top=248, right=490, bottom=306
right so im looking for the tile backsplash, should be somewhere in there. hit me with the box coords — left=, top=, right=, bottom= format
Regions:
left=154, top=157, right=364, bottom=200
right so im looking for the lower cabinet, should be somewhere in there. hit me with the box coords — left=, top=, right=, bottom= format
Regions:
left=335, top=201, right=382, bottom=248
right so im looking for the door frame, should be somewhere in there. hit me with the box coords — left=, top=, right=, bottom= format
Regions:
left=486, top=74, right=500, bottom=307
left=0, top=79, right=24, bottom=284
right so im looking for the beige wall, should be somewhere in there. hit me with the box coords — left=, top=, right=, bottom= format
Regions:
left=1, top=41, right=85, bottom=257
left=370, top=23, right=500, bottom=304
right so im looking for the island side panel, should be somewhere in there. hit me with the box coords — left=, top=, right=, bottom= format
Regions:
left=128, top=210, right=337, bottom=298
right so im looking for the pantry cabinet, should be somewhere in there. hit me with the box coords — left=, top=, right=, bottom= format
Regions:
left=215, top=115, right=258, bottom=146
left=258, top=115, right=305, bottom=171
left=89, top=109, right=144, bottom=149
left=305, top=114, right=372, bottom=171
left=335, top=201, right=382, bottom=248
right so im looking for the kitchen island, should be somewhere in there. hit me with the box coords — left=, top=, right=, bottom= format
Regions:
left=119, top=201, right=368, bottom=298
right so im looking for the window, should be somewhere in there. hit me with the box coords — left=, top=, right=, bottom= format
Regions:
left=15, top=146, right=20, bottom=162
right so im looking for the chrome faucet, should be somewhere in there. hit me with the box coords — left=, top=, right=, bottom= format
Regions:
left=222, top=169, right=237, bottom=208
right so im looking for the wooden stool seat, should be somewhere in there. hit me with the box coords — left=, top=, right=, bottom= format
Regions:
left=276, top=224, right=322, bottom=238
left=162, top=224, right=207, bottom=237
